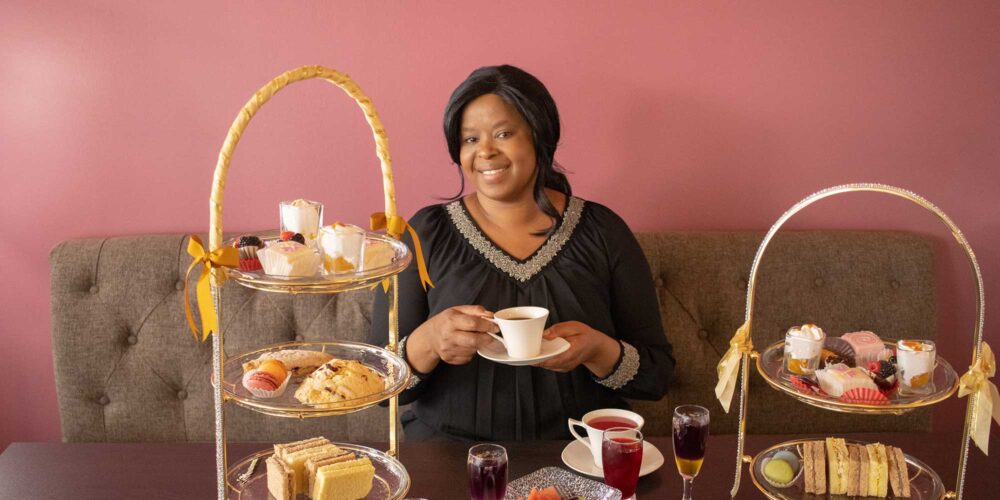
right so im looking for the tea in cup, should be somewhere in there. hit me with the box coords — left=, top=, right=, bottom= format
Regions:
left=483, top=306, right=549, bottom=359
left=567, top=408, right=645, bottom=468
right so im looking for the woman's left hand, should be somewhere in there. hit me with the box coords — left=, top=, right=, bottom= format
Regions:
left=535, top=321, right=621, bottom=377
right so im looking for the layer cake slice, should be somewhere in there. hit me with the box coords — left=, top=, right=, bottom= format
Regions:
left=312, top=456, right=376, bottom=500
left=265, top=455, right=295, bottom=500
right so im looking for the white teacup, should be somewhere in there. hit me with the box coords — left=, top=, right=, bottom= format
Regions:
left=483, top=306, right=549, bottom=359
left=567, top=408, right=645, bottom=468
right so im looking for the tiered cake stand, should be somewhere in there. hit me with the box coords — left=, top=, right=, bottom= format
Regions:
left=721, top=184, right=990, bottom=500
left=199, top=66, right=413, bottom=499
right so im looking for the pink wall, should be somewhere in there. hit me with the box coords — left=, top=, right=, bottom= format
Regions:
left=2, top=2, right=998, bottom=450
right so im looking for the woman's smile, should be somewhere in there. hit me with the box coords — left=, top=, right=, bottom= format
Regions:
left=459, top=93, right=537, bottom=202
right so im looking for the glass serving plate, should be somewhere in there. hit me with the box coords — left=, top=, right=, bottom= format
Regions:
left=227, top=443, right=410, bottom=499
left=505, top=467, right=622, bottom=500
left=749, top=438, right=945, bottom=500
left=756, top=340, right=959, bottom=415
left=224, top=230, right=411, bottom=294
left=222, top=341, right=410, bottom=418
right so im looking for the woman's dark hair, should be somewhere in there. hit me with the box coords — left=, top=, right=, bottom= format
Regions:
left=443, top=65, right=571, bottom=234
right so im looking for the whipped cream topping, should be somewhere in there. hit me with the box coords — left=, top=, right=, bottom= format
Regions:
left=785, top=324, right=826, bottom=359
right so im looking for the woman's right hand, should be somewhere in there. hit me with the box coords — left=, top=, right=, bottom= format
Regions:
left=406, top=305, right=499, bottom=371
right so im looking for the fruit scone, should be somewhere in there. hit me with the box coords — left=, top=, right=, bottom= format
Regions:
left=294, top=359, right=386, bottom=404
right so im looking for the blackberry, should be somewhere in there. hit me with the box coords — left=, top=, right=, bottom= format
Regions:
left=877, top=359, right=895, bottom=378
left=289, top=233, right=306, bottom=245
left=237, top=235, right=263, bottom=248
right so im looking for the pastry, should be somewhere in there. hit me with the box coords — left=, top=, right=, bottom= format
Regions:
left=294, top=359, right=386, bottom=405
left=763, top=458, right=795, bottom=487
left=234, top=235, right=264, bottom=271
left=243, top=349, right=333, bottom=379
left=280, top=199, right=323, bottom=242
left=258, top=241, right=321, bottom=277
left=841, top=331, right=884, bottom=367
left=815, top=363, right=878, bottom=397
left=319, top=222, right=366, bottom=274
left=311, top=456, right=376, bottom=500
left=265, top=455, right=294, bottom=500
left=784, top=324, right=826, bottom=375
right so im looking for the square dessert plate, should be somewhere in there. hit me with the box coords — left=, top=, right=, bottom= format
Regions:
left=749, top=438, right=945, bottom=500
left=505, top=466, right=622, bottom=500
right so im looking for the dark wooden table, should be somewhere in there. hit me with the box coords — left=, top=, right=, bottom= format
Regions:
left=1, top=432, right=997, bottom=499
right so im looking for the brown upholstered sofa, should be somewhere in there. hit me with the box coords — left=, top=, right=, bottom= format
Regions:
left=49, top=231, right=935, bottom=442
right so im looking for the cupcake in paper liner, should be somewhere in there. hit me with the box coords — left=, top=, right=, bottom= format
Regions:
left=233, top=235, right=264, bottom=271
left=242, top=368, right=291, bottom=399
left=761, top=450, right=802, bottom=488
left=821, top=337, right=856, bottom=367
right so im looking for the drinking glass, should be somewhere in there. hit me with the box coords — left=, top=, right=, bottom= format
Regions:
left=601, top=427, right=643, bottom=500
left=467, top=443, right=507, bottom=500
left=672, top=405, right=709, bottom=500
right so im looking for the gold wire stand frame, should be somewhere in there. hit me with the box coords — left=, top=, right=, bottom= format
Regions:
left=729, top=183, right=985, bottom=500
left=206, top=66, right=407, bottom=500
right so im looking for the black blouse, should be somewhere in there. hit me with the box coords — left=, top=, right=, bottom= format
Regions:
left=370, top=196, right=674, bottom=441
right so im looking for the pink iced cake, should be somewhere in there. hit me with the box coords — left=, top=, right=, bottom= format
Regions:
left=841, top=331, right=884, bottom=367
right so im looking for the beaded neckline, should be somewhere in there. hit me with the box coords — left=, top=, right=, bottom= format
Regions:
left=445, top=196, right=586, bottom=283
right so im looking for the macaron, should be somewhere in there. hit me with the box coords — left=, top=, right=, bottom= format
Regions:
left=763, top=458, right=795, bottom=486
left=257, top=359, right=288, bottom=382
left=244, top=370, right=280, bottom=392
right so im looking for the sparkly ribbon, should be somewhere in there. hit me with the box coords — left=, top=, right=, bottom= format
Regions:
left=958, top=342, right=1000, bottom=455
left=370, top=212, right=434, bottom=292
left=715, top=321, right=754, bottom=413
left=183, top=235, right=238, bottom=341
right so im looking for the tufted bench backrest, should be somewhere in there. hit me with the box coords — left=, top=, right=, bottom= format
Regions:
left=50, top=231, right=934, bottom=442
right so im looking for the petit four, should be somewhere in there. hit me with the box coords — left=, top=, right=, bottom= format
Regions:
left=311, top=456, right=376, bottom=500
left=762, top=457, right=795, bottom=486
left=841, top=331, right=884, bottom=367
left=242, top=349, right=333, bottom=380
left=784, top=324, right=826, bottom=376
left=280, top=199, right=323, bottom=242
left=258, top=241, right=321, bottom=277
left=814, top=363, right=878, bottom=398
left=294, top=359, right=386, bottom=405
left=319, top=222, right=366, bottom=274
left=234, top=235, right=264, bottom=271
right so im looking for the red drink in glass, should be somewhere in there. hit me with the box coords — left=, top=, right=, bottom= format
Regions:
left=672, top=405, right=709, bottom=500
left=468, top=444, right=507, bottom=500
left=601, top=427, right=643, bottom=500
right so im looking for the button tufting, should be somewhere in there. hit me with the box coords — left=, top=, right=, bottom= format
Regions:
left=126, top=334, right=138, bottom=345
left=890, top=280, right=901, bottom=289
left=98, top=395, right=110, bottom=406
left=697, top=329, right=709, bottom=340
left=294, top=334, right=304, bottom=341
left=176, top=390, right=188, bottom=400
left=654, top=278, right=664, bottom=288
left=814, top=277, right=824, bottom=287
left=89, top=285, right=99, bottom=294
left=175, top=280, right=184, bottom=291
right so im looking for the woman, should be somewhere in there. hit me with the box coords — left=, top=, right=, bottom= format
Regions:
left=371, top=65, right=674, bottom=441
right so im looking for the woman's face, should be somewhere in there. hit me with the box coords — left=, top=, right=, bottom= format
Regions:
left=459, top=93, right=538, bottom=203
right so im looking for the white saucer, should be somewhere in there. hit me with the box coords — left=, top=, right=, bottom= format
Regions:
left=477, top=337, right=571, bottom=366
left=560, top=439, right=665, bottom=478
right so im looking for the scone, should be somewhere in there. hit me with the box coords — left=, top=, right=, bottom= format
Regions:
left=294, top=359, right=386, bottom=404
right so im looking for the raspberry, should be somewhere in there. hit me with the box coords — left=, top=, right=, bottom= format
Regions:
left=279, top=231, right=294, bottom=241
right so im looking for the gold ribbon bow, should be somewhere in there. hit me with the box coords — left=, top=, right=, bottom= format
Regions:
left=183, top=235, right=239, bottom=341
left=370, top=212, right=434, bottom=292
left=715, top=321, right=754, bottom=413
left=958, top=342, right=1000, bottom=455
